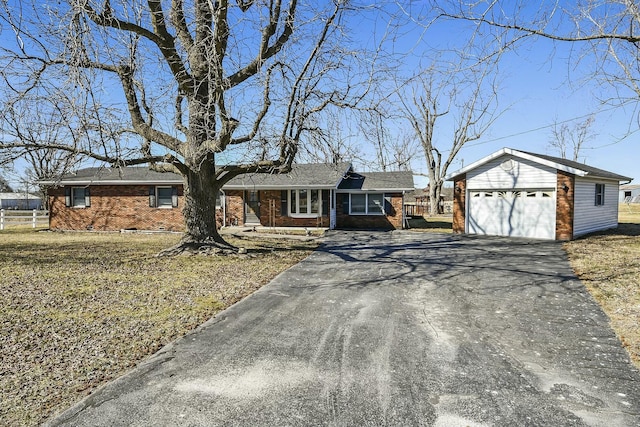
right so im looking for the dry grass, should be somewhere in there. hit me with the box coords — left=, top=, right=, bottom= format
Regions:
left=407, top=215, right=453, bottom=233
left=564, top=204, right=640, bottom=369
left=0, top=230, right=317, bottom=426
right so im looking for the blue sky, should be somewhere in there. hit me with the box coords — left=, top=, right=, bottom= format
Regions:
left=398, top=5, right=639, bottom=188
left=1, top=1, right=637, bottom=189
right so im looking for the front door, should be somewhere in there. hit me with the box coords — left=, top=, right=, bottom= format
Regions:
left=245, top=191, right=260, bottom=225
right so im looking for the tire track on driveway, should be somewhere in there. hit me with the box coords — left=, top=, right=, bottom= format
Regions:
left=47, top=231, right=640, bottom=426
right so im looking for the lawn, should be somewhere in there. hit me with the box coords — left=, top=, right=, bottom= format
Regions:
left=564, top=204, right=640, bottom=369
left=407, top=215, right=453, bottom=233
left=0, top=230, right=318, bottom=426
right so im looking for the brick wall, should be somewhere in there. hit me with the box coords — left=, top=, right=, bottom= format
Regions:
left=48, top=185, right=185, bottom=231
left=555, top=171, right=575, bottom=240
left=224, top=191, right=244, bottom=226
left=48, top=186, right=406, bottom=231
left=452, top=176, right=466, bottom=234
left=259, top=190, right=330, bottom=228
left=335, top=192, right=404, bottom=230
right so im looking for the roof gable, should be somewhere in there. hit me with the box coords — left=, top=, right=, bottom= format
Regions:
left=337, top=170, right=415, bottom=191
left=446, top=148, right=632, bottom=182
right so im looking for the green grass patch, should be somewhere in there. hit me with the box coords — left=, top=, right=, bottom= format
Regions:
left=0, top=231, right=317, bottom=426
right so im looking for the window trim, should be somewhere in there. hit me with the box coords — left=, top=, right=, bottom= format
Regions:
left=595, top=183, right=605, bottom=206
left=289, top=189, right=322, bottom=217
left=150, top=186, right=178, bottom=209
left=66, top=186, right=91, bottom=208
left=349, top=192, right=385, bottom=215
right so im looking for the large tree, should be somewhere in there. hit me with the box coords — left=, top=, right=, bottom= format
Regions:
left=0, top=0, right=374, bottom=253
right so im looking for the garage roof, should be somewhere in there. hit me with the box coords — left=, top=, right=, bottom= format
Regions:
left=446, top=148, right=633, bottom=182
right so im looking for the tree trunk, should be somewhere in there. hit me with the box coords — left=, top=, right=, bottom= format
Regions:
left=158, top=161, right=237, bottom=256
left=429, top=180, right=443, bottom=216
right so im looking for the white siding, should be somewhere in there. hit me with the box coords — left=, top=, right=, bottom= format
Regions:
left=619, top=187, right=640, bottom=203
left=467, top=155, right=557, bottom=189
left=574, top=178, right=620, bottom=237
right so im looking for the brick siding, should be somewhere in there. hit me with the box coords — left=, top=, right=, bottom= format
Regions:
left=555, top=171, right=575, bottom=240
left=48, top=185, right=186, bottom=231
left=452, top=176, right=466, bottom=234
left=335, top=192, right=405, bottom=230
left=49, top=186, right=406, bottom=231
left=223, top=190, right=244, bottom=226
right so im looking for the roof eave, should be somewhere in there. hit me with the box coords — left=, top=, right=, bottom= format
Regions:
left=42, top=179, right=184, bottom=186
left=444, top=148, right=622, bottom=180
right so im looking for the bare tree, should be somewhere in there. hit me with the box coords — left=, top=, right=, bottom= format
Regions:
left=0, top=1, right=375, bottom=253
left=436, top=1, right=640, bottom=109
left=1, top=92, right=80, bottom=207
left=548, top=115, right=596, bottom=162
left=399, top=58, right=502, bottom=215
left=296, top=111, right=365, bottom=166
left=358, top=110, right=420, bottom=172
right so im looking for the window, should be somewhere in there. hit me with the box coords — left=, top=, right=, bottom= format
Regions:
left=595, top=183, right=605, bottom=206
left=157, top=187, right=173, bottom=207
left=349, top=193, right=385, bottom=215
left=65, top=187, right=90, bottom=208
left=289, top=189, right=322, bottom=215
left=367, top=193, right=383, bottom=214
left=149, top=186, right=178, bottom=208
left=350, top=194, right=366, bottom=214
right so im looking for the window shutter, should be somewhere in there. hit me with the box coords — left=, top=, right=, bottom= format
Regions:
left=149, top=186, right=156, bottom=207
left=280, top=190, right=288, bottom=217
left=342, top=194, right=349, bottom=214
left=84, top=187, right=91, bottom=208
left=172, top=187, right=179, bottom=207
left=64, top=187, right=71, bottom=207
left=384, top=194, right=392, bottom=215
left=322, top=190, right=329, bottom=216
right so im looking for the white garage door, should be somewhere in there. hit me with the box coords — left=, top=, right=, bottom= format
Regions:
left=467, top=189, right=556, bottom=239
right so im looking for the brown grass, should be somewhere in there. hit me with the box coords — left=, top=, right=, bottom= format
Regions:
left=407, top=215, right=453, bottom=233
left=564, top=204, right=640, bottom=369
left=0, top=230, right=317, bottom=426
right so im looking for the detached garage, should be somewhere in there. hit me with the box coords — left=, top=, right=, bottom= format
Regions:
left=446, top=148, right=633, bottom=240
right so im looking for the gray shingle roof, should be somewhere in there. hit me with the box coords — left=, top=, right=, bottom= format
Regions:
left=52, top=167, right=183, bottom=184
left=337, top=170, right=415, bottom=191
left=49, top=162, right=415, bottom=191
left=224, top=162, right=352, bottom=189
left=518, top=151, right=633, bottom=182
left=446, top=148, right=633, bottom=182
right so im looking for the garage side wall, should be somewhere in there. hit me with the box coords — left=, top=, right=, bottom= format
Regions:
left=452, top=176, right=466, bottom=234
left=573, top=177, right=620, bottom=237
left=555, top=171, right=575, bottom=241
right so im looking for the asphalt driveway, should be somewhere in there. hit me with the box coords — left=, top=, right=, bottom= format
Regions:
left=47, top=231, right=640, bottom=426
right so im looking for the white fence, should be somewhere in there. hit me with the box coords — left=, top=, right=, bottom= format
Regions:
left=0, top=209, right=49, bottom=230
